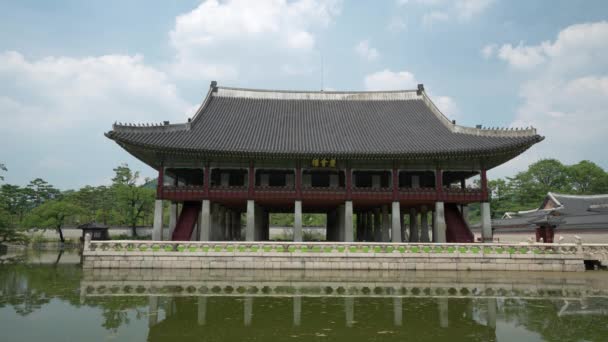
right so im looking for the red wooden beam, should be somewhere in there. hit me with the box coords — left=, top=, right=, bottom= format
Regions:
left=204, top=165, right=210, bottom=197
left=481, top=168, right=488, bottom=201
left=156, top=166, right=164, bottom=199
left=248, top=161, right=255, bottom=197
left=346, top=166, right=352, bottom=200
left=295, top=162, right=302, bottom=199
left=392, top=166, right=398, bottom=200
left=435, top=168, right=443, bottom=192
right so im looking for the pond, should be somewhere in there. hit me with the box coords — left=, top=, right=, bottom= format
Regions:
left=1, top=250, right=607, bottom=341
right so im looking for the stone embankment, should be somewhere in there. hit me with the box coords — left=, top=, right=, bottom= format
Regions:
left=82, top=237, right=608, bottom=272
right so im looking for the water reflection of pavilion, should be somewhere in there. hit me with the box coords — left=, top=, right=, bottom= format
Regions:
left=79, top=269, right=608, bottom=342
left=147, top=296, right=496, bottom=342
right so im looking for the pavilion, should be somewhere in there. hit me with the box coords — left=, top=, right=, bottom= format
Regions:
left=106, top=82, right=543, bottom=243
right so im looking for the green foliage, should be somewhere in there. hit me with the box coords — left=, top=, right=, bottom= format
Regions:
left=0, top=206, right=28, bottom=244
left=23, top=200, right=86, bottom=243
left=111, top=164, right=155, bottom=237
left=0, top=163, right=6, bottom=181
left=488, top=159, right=608, bottom=218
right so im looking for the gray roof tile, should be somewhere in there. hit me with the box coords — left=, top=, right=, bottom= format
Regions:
left=106, top=86, right=543, bottom=159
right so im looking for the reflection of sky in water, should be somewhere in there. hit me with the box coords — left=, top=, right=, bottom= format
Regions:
left=1, top=251, right=608, bottom=341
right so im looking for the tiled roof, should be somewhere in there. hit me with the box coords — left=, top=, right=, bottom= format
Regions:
left=106, top=84, right=543, bottom=160
left=493, top=193, right=608, bottom=230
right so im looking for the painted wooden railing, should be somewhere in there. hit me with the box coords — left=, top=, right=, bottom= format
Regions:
left=85, top=238, right=595, bottom=257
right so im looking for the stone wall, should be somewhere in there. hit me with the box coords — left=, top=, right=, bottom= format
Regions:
left=82, top=240, right=587, bottom=272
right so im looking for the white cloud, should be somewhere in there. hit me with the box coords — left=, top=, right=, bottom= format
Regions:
left=355, top=40, right=379, bottom=61
left=486, top=21, right=608, bottom=71
left=489, top=21, right=608, bottom=177
left=422, top=11, right=449, bottom=27
left=433, top=95, right=460, bottom=117
left=496, top=42, right=548, bottom=69
left=399, top=0, right=494, bottom=25
left=480, top=44, right=497, bottom=59
left=387, top=16, right=407, bottom=32
left=364, top=69, right=417, bottom=90
left=0, top=51, right=192, bottom=188
left=455, top=0, right=495, bottom=20
left=363, top=69, right=458, bottom=118
left=169, top=0, right=342, bottom=80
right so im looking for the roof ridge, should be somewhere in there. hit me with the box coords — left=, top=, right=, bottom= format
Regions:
left=218, top=85, right=420, bottom=95
left=551, top=192, right=608, bottom=199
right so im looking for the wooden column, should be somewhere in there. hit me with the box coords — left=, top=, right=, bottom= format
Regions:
left=295, top=162, right=302, bottom=198
left=435, top=168, right=443, bottom=198
left=248, top=161, right=255, bottom=197
left=204, top=165, right=210, bottom=197
left=481, top=169, right=488, bottom=201
left=392, top=165, right=398, bottom=200
left=346, top=166, right=352, bottom=199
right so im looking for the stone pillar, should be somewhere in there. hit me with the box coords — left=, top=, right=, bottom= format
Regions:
left=232, top=211, right=241, bottom=240
left=481, top=202, right=492, bottom=242
left=434, top=202, right=447, bottom=243
left=326, top=210, right=336, bottom=241
left=294, top=200, right=303, bottom=242
left=246, top=200, right=255, bottom=241
left=344, top=201, right=354, bottom=242
left=366, top=211, right=374, bottom=241
left=391, top=202, right=402, bottom=243
left=409, top=208, right=419, bottom=242
left=152, top=199, right=163, bottom=241
left=293, top=296, right=302, bottom=327
left=420, top=206, right=430, bottom=242
left=345, top=297, right=354, bottom=328
left=210, top=203, right=220, bottom=240
left=244, top=297, right=253, bottom=326
left=198, top=297, right=207, bottom=326
left=381, top=205, right=390, bottom=242
left=400, top=213, right=407, bottom=242
left=225, top=210, right=233, bottom=240
left=221, top=172, right=230, bottom=186
left=373, top=208, right=382, bottom=242
left=372, top=175, right=381, bottom=189
left=337, top=204, right=345, bottom=241
left=168, top=202, right=178, bottom=240
left=438, top=297, right=448, bottom=328
left=148, top=296, right=158, bottom=327
left=393, top=297, right=402, bottom=326
left=218, top=206, right=226, bottom=241
left=487, top=298, right=496, bottom=329
left=199, top=200, right=211, bottom=241
left=356, top=213, right=363, bottom=241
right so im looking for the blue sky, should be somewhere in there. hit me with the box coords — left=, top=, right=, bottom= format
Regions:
left=1, top=0, right=607, bottom=189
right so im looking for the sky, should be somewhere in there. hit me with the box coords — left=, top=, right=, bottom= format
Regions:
left=1, top=0, right=607, bottom=190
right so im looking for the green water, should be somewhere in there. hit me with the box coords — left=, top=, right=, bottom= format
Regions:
left=1, top=250, right=608, bottom=341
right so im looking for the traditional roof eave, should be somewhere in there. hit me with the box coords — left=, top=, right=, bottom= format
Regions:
left=107, top=132, right=542, bottom=167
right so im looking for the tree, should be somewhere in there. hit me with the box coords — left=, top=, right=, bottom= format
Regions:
left=0, top=184, right=30, bottom=226
left=0, top=207, right=28, bottom=245
left=26, top=178, right=60, bottom=207
left=23, top=200, right=85, bottom=243
left=0, top=163, right=6, bottom=181
left=508, top=159, right=571, bottom=208
left=112, top=164, right=155, bottom=237
left=567, top=160, right=608, bottom=194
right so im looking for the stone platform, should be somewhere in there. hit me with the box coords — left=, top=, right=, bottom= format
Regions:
left=81, top=239, right=608, bottom=272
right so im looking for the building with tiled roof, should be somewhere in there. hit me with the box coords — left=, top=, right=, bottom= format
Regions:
left=493, top=193, right=608, bottom=242
left=107, top=82, right=543, bottom=243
